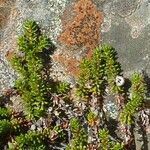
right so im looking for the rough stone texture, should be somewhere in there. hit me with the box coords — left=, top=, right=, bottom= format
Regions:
left=0, top=0, right=150, bottom=86
left=111, top=0, right=141, bottom=17
left=101, top=0, right=150, bottom=78
left=0, top=0, right=149, bottom=100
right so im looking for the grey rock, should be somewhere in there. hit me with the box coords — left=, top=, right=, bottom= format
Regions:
left=102, top=0, right=150, bottom=77
left=111, top=0, right=141, bottom=17
left=0, top=0, right=150, bottom=90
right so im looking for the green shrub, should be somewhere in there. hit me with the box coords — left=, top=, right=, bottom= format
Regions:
left=8, top=130, right=47, bottom=150
left=87, top=110, right=98, bottom=126
left=8, top=126, right=66, bottom=150
left=11, top=20, right=52, bottom=119
left=120, top=73, right=147, bottom=125
left=56, top=81, right=70, bottom=95
left=102, top=45, right=123, bottom=94
left=0, top=19, right=146, bottom=150
left=99, top=128, right=111, bottom=150
left=77, top=47, right=105, bottom=99
left=66, top=117, right=87, bottom=150
left=0, top=107, right=10, bottom=120
left=0, top=119, right=13, bottom=136
left=77, top=45, right=123, bottom=100
left=99, top=128, right=124, bottom=150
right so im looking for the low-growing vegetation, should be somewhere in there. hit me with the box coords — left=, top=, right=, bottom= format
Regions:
left=11, top=20, right=52, bottom=119
left=0, top=20, right=149, bottom=150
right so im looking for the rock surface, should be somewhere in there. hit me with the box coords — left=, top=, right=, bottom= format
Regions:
left=0, top=0, right=150, bottom=90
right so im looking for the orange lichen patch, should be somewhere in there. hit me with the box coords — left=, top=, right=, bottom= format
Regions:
left=5, top=50, right=14, bottom=61
left=61, top=4, right=75, bottom=28
left=0, top=14, right=5, bottom=29
left=53, top=53, right=80, bottom=76
left=57, top=0, right=103, bottom=76
left=67, top=57, right=80, bottom=76
left=0, top=0, right=15, bottom=6
left=58, top=0, right=103, bottom=57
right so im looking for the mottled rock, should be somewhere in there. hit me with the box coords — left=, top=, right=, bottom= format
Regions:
left=125, top=0, right=150, bottom=38
left=111, top=0, right=141, bottom=17
left=0, top=0, right=150, bottom=87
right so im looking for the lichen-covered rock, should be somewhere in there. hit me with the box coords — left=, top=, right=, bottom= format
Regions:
left=0, top=0, right=150, bottom=91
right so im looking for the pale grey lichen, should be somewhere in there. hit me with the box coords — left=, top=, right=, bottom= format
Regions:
left=104, top=100, right=118, bottom=119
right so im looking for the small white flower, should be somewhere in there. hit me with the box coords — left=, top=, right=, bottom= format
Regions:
left=65, top=104, right=69, bottom=108
left=116, top=76, right=125, bottom=86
